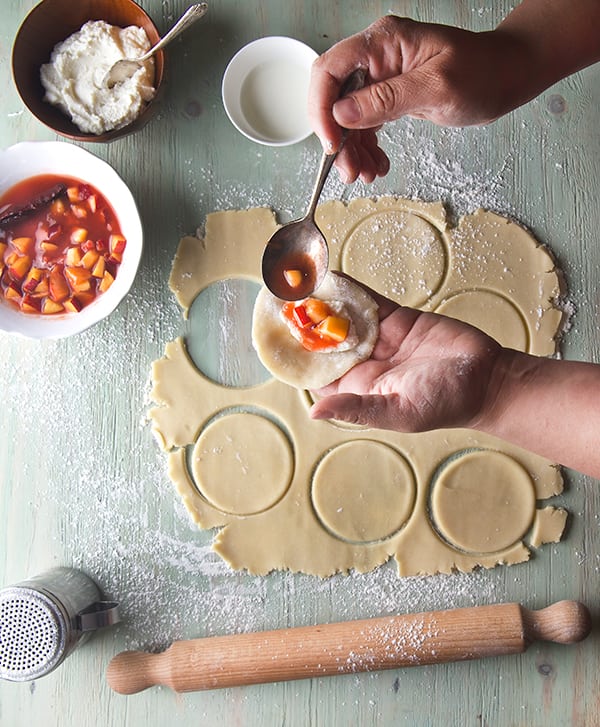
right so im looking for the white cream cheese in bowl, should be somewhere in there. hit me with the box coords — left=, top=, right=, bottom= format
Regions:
left=40, top=20, right=156, bottom=135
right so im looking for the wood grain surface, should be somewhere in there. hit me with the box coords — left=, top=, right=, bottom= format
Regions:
left=1, top=1, right=599, bottom=726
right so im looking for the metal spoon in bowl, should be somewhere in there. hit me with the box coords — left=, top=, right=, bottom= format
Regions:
left=261, top=69, right=366, bottom=301
left=104, top=3, right=208, bottom=88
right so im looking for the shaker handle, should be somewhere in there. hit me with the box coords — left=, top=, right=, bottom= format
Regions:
left=77, top=601, right=120, bottom=631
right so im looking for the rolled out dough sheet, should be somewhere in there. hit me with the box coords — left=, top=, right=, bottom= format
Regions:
left=149, top=197, right=567, bottom=577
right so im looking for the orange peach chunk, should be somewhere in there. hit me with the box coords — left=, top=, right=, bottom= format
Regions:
left=11, top=237, right=33, bottom=254
left=22, top=267, right=44, bottom=293
left=283, top=269, right=303, bottom=288
left=66, top=186, right=80, bottom=203
left=91, top=256, right=105, bottom=278
left=81, top=250, right=100, bottom=270
left=316, top=315, right=350, bottom=343
left=21, top=294, right=41, bottom=313
left=70, top=227, right=88, bottom=244
left=51, top=198, right=66, bottom=215
left=99, top=270, right=114, bottom=293
left=42, top=298, right=64, bottom=315
left=71, top=204, right=88, bottom=219
left=64, top=266, right=91, bottom=292
left=4, top=282, right=21, bottom=302
left=304, top=298, right=331, bottom=325
left=49, top=268, right=70, bottom=303
left=7, top=254, right=32, bottom=281
left=63, top=297, right=83, bottom=313
left=65, top=246, right=83, bottom=266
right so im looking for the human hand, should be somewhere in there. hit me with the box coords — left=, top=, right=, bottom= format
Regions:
left=310, top=281, right=502, bottom=432
left=308, top=15, right=530, bottom=183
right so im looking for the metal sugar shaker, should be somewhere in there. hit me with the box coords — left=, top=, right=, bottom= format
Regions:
left=0, top=566, right=120, bottom=682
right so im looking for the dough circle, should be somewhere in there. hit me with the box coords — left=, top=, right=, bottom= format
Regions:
left=430, top=450, right=536, bottom=554
left=252, top=271, right=379, bottom=389
left=341, top=210, right=447, bottom=306
left=190, top=412, right=293, bottom=515
left=311, top=441, right=416, bottom=544
left=435, top=290, right=529, bottom=350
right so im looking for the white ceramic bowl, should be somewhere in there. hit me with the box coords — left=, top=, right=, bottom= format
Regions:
left=222, top=36, right=318, bottom=146
left=0, top=141, right=143, bottom=339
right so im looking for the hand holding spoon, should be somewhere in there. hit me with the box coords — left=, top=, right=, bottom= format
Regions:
left=261, top=69, right=366, bottom=300
left=105, top=3, right=208, bottom=88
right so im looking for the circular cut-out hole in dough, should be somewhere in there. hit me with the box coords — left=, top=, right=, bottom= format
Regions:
left=190, top=411, right=293, bottom=515
left=341, top=211, right=448, bottom=307
left=186, top=279, right=271, bottom=388
left=434, top=289, right=530, bottom=351
left=429, top=449, right=536, bottom=554
left=311, top=440, right=416, bottom=544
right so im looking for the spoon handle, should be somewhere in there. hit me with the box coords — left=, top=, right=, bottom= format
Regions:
left=305, top=68, right=366, bottom=219
left=139, top=3, right=209, bottom=61
left=305, top=151, right=336, bottom=219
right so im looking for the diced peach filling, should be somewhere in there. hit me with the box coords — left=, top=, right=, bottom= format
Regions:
left=281, top=298, right=351, bottom=351
left=0, top=179, right=126, bottom=315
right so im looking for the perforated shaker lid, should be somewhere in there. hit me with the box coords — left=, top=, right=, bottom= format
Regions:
left=0, top=587, right=67, bottom=682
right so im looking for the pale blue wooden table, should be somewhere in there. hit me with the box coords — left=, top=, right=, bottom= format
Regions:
left=1, top=1, right=599, bottom=725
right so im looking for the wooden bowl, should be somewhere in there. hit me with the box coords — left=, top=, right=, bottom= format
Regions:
left=12, top=0, right=164, bottom=143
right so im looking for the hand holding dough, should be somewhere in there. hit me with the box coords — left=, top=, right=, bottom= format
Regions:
left=310, top=279, right=502, bottom=431
left=311, top=279, right=600, bottom=479
left=252, top=271, right=379, bottom=390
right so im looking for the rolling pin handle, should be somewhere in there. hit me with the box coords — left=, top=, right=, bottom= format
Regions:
left=522, top=600, right=591, bottom=645
left=107, top=651, right=168, bottom=695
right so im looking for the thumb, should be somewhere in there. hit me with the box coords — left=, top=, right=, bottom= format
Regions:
left=332, top=70, right=434, bottom=128
left=310, top=392, right=405, bottom=430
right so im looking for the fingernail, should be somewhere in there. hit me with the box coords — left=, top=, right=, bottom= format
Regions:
left=338, top=167, right=353, bottom=184
left=377, top=156, right=390, bottom=174
left=333, top=96, right=361, bottom=124
left=319, top=137, right=335, bottom=154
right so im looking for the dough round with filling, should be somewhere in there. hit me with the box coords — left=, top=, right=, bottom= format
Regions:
left=252, top=272, right=379, bottom=389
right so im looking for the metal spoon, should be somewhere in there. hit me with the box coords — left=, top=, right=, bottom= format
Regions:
left=104, top=3, right=208, bottom=88
left=261, top=69, right=366, bottom=300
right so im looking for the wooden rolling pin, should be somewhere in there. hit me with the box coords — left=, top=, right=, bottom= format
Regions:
left=106, top=600, right=591, bottom=694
